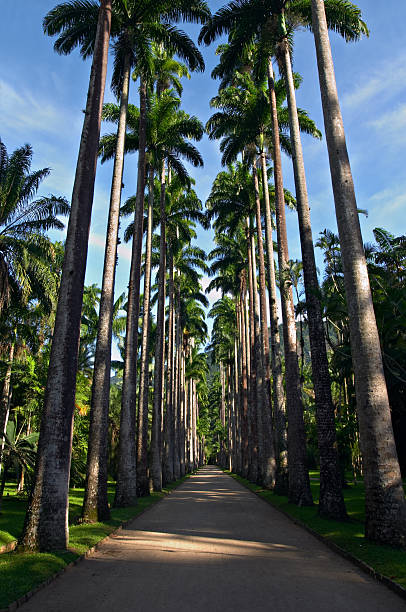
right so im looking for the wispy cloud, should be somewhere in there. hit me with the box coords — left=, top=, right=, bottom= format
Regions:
left=369, top=103, right=406, bottom=147
left=200, top=275, right=221, bottom=305
left=89, top=232, right=133, bottom=263
left=0, top=78, right=81, bottom=138
left=342, top=52, right=406, bottom=111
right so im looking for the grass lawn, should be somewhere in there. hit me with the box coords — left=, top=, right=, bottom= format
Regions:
left=227, top=471, right=406, bottom=592
left=0, top=476, right=189, bottom=609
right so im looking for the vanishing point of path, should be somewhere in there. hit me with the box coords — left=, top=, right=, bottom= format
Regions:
left=21, top=467, right=406, bottom=611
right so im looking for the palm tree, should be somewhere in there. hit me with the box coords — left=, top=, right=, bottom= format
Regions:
left=21, top=0, right=112, bottom=551
left=311, top=0, right=406, bottom=545
left=0, top=140, right=69, bottom=314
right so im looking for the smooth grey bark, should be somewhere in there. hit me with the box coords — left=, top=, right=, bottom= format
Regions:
left=253, top=158, right=276, bottom=488
left=173, top=290, right=181, bottom=479
left=239, top=288, right=249, bottom=477
left=151, top=161, right=167, bottom=492
left=20, top=0, right=112, bottom=551
left=267, top=58, right=313, bottom=507
left=246, top=220, right=259, bottom=483
left=260, top=145, right=288, bottom=494
left=136, top=166, right=154, bottom=497
left=281, top=42, right=346, bottom=519
left=311, top=0, right=406, bottom=544
left=0, top=341, right=14, bottom=474
left=82, top=51, right=131, bottom=523
left=114, top=77, right=147, bottom=507
left=163, top=253, right=175, bottom=484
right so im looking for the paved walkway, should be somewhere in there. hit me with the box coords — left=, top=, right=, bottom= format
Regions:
left=21, top=466, right=406, bottom=611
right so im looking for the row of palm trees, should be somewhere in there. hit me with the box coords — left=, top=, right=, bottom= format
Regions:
left=201, top=0, right=406, bottom=547
left=5, top=0, right=405, bottom=554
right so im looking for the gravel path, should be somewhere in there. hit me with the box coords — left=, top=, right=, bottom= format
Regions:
left=20, top=466, right=406, bottom=611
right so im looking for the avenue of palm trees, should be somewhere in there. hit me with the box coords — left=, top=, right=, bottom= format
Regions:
left=1, top=0, right=406, bottom=566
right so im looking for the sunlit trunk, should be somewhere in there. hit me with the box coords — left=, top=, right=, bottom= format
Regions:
left=114, top=77, right=147, bottom=507
left=0, top=340, right=14, bottom=475
left=260, top=144, right=288, bottom=493
left=311, top=0, right=406, bottom=543
left=253, top=158, right=276, bottom=488
left=281, top=41, right=346, bottom=519
left=136, top=166, right=154, bottom=497
left=21, top=0, right=112, bottom=551
left=267, top=57, right=312, bottom=507
left=83, top=51, right=131, bottom=523
left=151, top=161, right=167, bottom=491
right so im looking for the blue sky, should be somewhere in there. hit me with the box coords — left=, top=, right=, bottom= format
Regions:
left=1, top=1, right=406, bottom=340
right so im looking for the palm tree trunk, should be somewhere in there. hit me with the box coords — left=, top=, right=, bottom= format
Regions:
left=163, top=253, right=175, bottom=484
left=260, top=147, right=288, bottom=494
left=0, top=340, right=14, bottom=476
left=246, top=221, right=259, bottom=483
left=136, top=166, right=154, bottom=497
left=253, top=158, right=276, bottom=488
left=281, top=42, right=346, bottom=519
left=267, top=57, right=313, bottom=507
left=238, top=290, right=249, bottom=477
left=151, top=161, right=167, bottom=492
left=20, top=0, right=112, bottom=551
left=311, top=0, right=406, bottom=543
left=114, top=77, right=147, bottom=507
left=173, top=291, right=181, bottom=479
left=82, top=51, right=131, bottom=523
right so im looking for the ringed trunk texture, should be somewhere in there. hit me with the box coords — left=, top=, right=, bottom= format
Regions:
left=136, top=166, right=154, bottom=497
left=151, top=162, right=167, bottom=492
left=20, top=0, right=112, bottom=551
left=82, top=51, right=131, bottom=523
left=114, top=78, right=147, bottom=507
left=267, top=57, right=313, bottom=507
left=260, top=146, right=288, bottom=494
left=281, top=43, right=346, bottom=520
left=311, top=0, right=406, bottom=544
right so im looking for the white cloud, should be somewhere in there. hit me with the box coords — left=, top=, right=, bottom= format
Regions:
left=342, top=52, right=406, bottom=111
left=0, top=78, right=81, bottom=138
left=88, top=232, right=132, bottom=263
left=369, top=103, right=406, bottom=147
left=200, top=275, right=221, bottom=304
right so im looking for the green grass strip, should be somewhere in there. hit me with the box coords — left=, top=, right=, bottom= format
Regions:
left=226, top=471, right=406, bottom=592
left=0, top=476, right=189, bottom=609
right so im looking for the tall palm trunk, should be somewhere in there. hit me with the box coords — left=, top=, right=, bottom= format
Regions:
left=173, top=289, right=181, bottom=479
left=267, top=57, right=312, bottom=507
left=0, top=340, right=14, bottom=474
left=21, top=0, right=112, bottom=551
left=238, top=288, right=249, bottom=477
left=136, top=166, right=154, bottom=497
left=311, top=0, right=406, bottom=544
left=163, top=252, right=175, bottom=484
left=83, top=51, right=131, bottom=523
left=246, top=221, right=258, bottom=483
left=280, top=41, right=346, bottom=519
left=250, top=225, right=266, bottom=485
left=151, top=161, right=167, bottom=492
left=260, top=146, right=287, bottom=493
left=220, top=362, right=226, bottom=466
left=253, top=158, right=276, bottom=488
left=114, top=77, right=147, bottom=507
